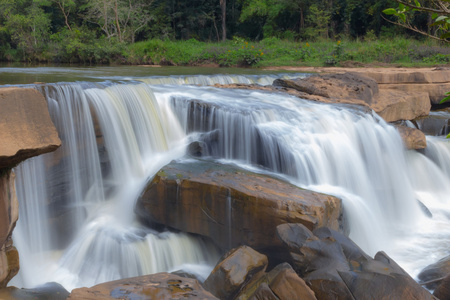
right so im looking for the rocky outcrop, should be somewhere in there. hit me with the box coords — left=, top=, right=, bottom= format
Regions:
left=136, top=159, right=343, bottom=252
left=393, top=124, right=427, bottom=150
left=0, top=87, right=61, bottom=287
left=272, top=73, right=431, bottom=123
left=0, top=88, right=61, bottom=169
left=276, top=223, right=435, bottom=300
left=68, top=273, right=218, bottom=299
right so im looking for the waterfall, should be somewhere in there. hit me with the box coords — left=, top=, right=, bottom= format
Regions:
left=11, top=74, right=450, bottom=290
left=12, top=82, right=220, bottom=290
left=159, top=84, right=449, bottom=275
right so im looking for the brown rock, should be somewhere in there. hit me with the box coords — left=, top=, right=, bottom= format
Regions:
left=419, top=255, right=450, bottom=290
left=371, top=89, right=431, bottom=122
left=204, top=246, right=268, bottom=299
left=434, top=274, right=450, bottom=300
left=380, top=83, right=450, bottom=105
left=0, top=170, right=19, bottom=288
left=136, top=160, right=343, bottom=251
left=359, top=70, right=450, bottom=84
left=394, top=124, right=427, bottom=150
left=248, top=282, right=279, bottom=300
left=274, top=72, right=378, bottom=105
left=268, top=263, right=316, bottom=300
left=68, top=273, right=218, bottom=299
left=0, top=87, right=61, bottom=169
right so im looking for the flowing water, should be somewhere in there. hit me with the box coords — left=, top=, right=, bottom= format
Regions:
left=5, top=68, right=450, bottom=290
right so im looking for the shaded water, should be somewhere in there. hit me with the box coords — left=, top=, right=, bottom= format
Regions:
left=6, top=69, right=450, bottom=290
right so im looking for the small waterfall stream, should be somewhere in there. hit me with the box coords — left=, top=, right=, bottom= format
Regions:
left=10, top=73, right=450, bottom=290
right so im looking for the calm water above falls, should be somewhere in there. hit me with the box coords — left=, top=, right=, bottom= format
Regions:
left=6, top=70, right=450, bottom=290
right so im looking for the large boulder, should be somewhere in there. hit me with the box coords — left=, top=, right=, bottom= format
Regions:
left=204, top=246, right=268, bottom=299
left=0, top=282, right=69, bottom=300
left=0, top=87, right=61, bottom=169
left=276, top=223, right=435, bottom=300
left=136, top=159, right=343, bottom=252
left=68, top=273, right=218, bottom=299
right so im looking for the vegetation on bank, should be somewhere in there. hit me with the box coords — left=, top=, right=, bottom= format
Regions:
left=0, top=0, right=448, bottom=66
left=126, top=37, right=448, bottom=67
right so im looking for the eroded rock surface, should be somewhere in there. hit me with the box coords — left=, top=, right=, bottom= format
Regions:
left=418, top=255, right=450, bottom=290
left=136, top=159, right=343, bottom=252
left=68, top=273, right=218, bottom=299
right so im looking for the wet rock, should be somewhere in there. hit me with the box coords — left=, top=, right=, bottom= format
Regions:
left=266, top=263, right=316, bottom=300
left=0, top=87, right=61, bottom=169
left=380, top=83, right=450, bottom=105
left=393, top=124, right=427, bottom=150
left=204, top=246, right=268, bottom=299
left=434, top=274, right=450, bottom=300
left=0, top=282, right=69, bottom=300
left=276, top=224, right=435, bottom=300
left=136, top=159, right=343, bottom=252
left=68, top=272, right=218, bottom=299
left=418, top=255, right=450, bottom=290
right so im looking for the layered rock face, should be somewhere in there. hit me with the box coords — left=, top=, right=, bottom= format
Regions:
left=136, top=159, right=343, bottom=252
left=0, top=87, right=61, bottom=287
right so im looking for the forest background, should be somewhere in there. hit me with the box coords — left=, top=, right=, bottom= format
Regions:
left=0, top=0, right=449, bottom=66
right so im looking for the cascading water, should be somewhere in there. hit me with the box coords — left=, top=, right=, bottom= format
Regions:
left=10, top=72, right=450, bottom=291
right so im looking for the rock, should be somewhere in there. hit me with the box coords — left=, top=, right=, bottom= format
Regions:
left=358, top=69, right=450, bottom=84
left=274, top=72, right=378, bottom=105
left=276, top=224, right=435, bottom=300
left=204, top=246, right=268, bottom=299
left=380, top=83, right=450, bottom=105
left=372, top=89, right=431, bottom=122
left=267, top=263, right=316, bottom=300
left=0, top=282, right=69, bottom=300
left=68, top=273, right=218, bottom=299
left=393, top=124, right=427, bottom=150
left=434, top=274, right=450, bottom=300
left=412, top=108, right=450, bottom=136
left=0, top=87, right=61, bottom=169
left=232, top=261, right=316, bottom=300
left=418, top=255, right=450, bottom=290
left=136, top=159, right=343, bottom=252
left=0, top=170, right=19, bottom=288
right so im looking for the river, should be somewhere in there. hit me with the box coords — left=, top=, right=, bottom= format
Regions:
left=1, top=66, right=449, bottom=291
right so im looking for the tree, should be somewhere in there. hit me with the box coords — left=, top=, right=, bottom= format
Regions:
left=383, top=0, right=450, bottom=42
left=85, top=0, right=154, bottom=43
left=220, top=0, right=226, bottom=41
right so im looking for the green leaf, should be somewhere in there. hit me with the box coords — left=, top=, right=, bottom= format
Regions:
left=432, top=13, right=439, bottom=19
left=435, top=16, right=448, bottom=22
left=399, top=3, right=405, bottom=11
left=414, top=0, right=421, bottom=7
left=383, top=8, right=397, bottom=15
left=447, top=133, right=450, bottom=139
left=399, top=13, right=406, bottom=22
left=439, top=95, right=450, bottom=104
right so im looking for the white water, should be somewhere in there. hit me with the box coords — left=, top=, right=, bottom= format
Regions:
left=10, top=74, right=450, bottom=290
